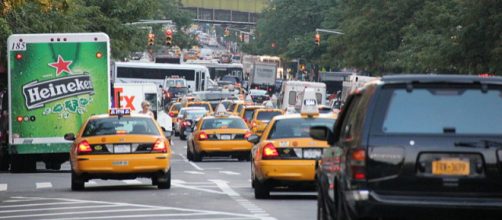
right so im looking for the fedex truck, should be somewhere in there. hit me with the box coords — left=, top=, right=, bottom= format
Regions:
left=5, top=33, right=110, bottom=172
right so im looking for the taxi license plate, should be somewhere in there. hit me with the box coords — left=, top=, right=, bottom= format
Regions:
left=303, top=149, right=322, bottom=159
left=112, top=161, right=128, bottom=166
left=432, top=159, right=470, bottom=176
left=220, top=135, right=232, bottom=140
left=114, top=144, right=131, bottom=153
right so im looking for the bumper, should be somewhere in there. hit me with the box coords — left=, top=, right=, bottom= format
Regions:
left=73, top=153, right=170, bottom=174
left=257, top=160, right=316, bottom=181
left=349, top=190, right=502, bottom=218
left=197, top=140, right=252, bottom=153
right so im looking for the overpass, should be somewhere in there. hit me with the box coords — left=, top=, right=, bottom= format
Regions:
left=181, top=0, right=269, bottom=25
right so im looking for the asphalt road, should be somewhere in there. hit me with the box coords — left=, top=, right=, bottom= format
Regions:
left=0, top=136, right=316, bottom=220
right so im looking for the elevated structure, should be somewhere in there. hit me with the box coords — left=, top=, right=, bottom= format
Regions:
left=181, top=0, right=269, bottom=25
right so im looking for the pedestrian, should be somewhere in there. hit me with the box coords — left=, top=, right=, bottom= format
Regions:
left=139, top=100, right=154, bottom=118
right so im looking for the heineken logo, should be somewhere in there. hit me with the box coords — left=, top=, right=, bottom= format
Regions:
left=22, top=74, right=94, bottom=110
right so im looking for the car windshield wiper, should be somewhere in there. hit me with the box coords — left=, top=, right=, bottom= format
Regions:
left=454, top=140, right=502, bottom=149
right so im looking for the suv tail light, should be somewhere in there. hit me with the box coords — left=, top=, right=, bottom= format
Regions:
left=351, top=149, right=366, bottom=180
left=262, top=143, right=279, bottom=159
left=198, top=131, right=208, bottom=140
left=244, top=131, right=252, bottom=139
left=152, top=139, right=168, bottom=153
left=77, top=140, right=92, bottom=154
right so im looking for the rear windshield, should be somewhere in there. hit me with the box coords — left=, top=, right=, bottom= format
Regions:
left=188, top=103, right=211, bottom=111
left=185, top=111, right=207, bottom=120
left=380, top=86, right=502, bottom=135
left=168, top=87, right=188, bottom=94
left=256, top=111, right=282, bottom=121
left=244, top=109, right=255, bottom=121
left=171, top=103, right=181, bottom=111
left=268, top=118, right=336, bottom=139
left=318, top=107, right=333, bottom=114
left=201, top=118, right=248, bottom=130
left=83, top=117, right=159, bottom=137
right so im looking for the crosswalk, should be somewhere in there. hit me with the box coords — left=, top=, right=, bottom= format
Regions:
left=0, top=196, right=270, bottom=219
left=0, top=179, right=157, bottom=192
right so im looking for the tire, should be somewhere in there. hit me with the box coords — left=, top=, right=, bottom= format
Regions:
left=317, top=183, right=331, bottom=220
left=10, top=155, right=35, bottom=173
left=71, top=170, right=85, bottom=191
left=254, top=179, right=270, bottom=199
left=186, top=146, right=193, bottom=161
left=193, top=149, right=202, bottom=162
left=157, top=169, right=171, bottom=189
left=151, top=177, right=158, bottom=186
left=180, top=133, right=186, bottom=140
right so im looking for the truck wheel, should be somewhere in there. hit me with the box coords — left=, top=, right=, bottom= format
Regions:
left=157, top=169, right=171, bottom=189
left=0, top=149, right=10, bottom=171
left=71, top=170, right=85, bottom=191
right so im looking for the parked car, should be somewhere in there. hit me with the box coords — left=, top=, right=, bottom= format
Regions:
left=312, top=75, right=502, bottom=220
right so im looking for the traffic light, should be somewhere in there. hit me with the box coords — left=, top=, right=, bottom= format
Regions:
left=147, top=33, right=155, bottom=46
left=165, top=29, right=173, bottom=46
left=314, top=33, right=320, bottom=46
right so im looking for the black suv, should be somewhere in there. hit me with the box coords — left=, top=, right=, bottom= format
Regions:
left=312, top=75, right=502, bottom=219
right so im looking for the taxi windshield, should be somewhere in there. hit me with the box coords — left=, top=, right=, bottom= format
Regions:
left=256, top=111, right=282, bottom=121
left=267, top=118, right=336, bottom=139
left=82, top=117, right=160, bottom=137
left=244, top=109, right=256, bottom=121
left=201, top=118, right=247, bottom=130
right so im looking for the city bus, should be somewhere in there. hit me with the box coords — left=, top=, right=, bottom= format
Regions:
left=113, top=62, right=210, bottom=92
left=185, top=60, right=244, bottom=81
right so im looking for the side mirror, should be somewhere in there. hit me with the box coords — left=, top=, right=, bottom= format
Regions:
left=247, top=134, right=260, bottom=144
left=64, top=133, right=76, bottom=141
left=310, top=126, right=330, bottom=141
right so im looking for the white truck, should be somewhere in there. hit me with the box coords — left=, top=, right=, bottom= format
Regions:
left=341, top=75, right=378, bottom=101
left=278, top=81, right=326, bottom=112
left=250, top=62, right=277, bottom=92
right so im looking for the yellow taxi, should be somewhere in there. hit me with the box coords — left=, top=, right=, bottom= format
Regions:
left=187, top=105, right=253, bottom=162
left=249, top=108, right=284, bottom=136
left=247, top=88, right=337, bottom=198
left=240, top=105, right=264, bottom=125
left=227, top=101, right=252, bottom=116
left=185, top=101, right=214, bottom=113
left=167, top=102, right=182, bottom=119
left=65, top=109, right=172, bottom=191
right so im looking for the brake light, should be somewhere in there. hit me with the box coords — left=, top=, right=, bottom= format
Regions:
left=351, top=149, right=366, bottom=180
left=199, top=131, right=208, bottom=140
left=182, top=121, right=191, bottom=127
left=251, top=121, right=257, bottom=128
left=169, top=112, right=175, bottom=117
left=152, top=139, right=168, bottom=153
left=262, top=143, right=279, bottom=159
left=77, top=140, right=92, bottom=154
left=167, top=93, right=171, bottom=98
left=244, top=131, right=252, bottom=139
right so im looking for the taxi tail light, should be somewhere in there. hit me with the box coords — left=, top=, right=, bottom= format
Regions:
left=251, top=121, right=257, bottom=128
left=77, top=140, right=92, bottom=154
left=350, top=148, right=366, bottom=180
left=152, top=139, right=168, bottom=153
left=262, top=143, right=279, bottom=159
left=168, top=112, right=175, bottom=117
left=244, top=131, right=252, bottom=139
left=198, top=131, right=208, bottom=140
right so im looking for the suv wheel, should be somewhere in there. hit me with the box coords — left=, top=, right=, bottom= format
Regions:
left=71, top=170, right=85, bottom=191
left=157, top=169, right=171, bottom=189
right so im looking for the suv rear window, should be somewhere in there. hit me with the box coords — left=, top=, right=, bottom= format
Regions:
left=188, top=103, right=211, bottom=111
left=268, top=118, right=336, bottom=139
left=83, top=117, right=159, bottom=137
left=381, top=86, right=502, bottom=135
left=256, top=111, right=282, bottom=121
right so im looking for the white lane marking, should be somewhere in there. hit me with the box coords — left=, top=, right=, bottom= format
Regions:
left=35, top=182, right=52, bottom=189
left=178, top=153, right=189, bottom=162
left=178, top=153, right=205, bottom=170
left=5, top=197, right=269, bottom=220
left=210, top=179, right=275, bottom=220
left=183, top=145, right=187, bottom=149
left=42, top=214, right=256, bottom=220
left=219, top=171, right=241, bottom=175
left=0, top=208, right=168, bottom=219
left=0, top=184, right=6, bottom=191
left=184, top=171, right=205, bottom=175
left=171, top=183, right=225, bottom=195
left=0, top=201, right=85, bottom=208
left=122, top=180, right=143, bottom=185
left=86, top=181, right=97, bottom=185
left=0, top=204, right=121, bottom=214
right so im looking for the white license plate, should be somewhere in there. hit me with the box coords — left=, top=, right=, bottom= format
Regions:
left=114, top=145, right=131, bottom=153
left=220, top=135, right=232, bottom=140
left=112, top=161, right=128, bottom=166
left=303, top=149, right=322, bottom=159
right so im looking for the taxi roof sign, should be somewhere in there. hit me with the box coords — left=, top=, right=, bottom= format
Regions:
left=109, top=108, right=131, bottom=116
left=300, top=88, right=319, bottom=117
left=245, top=94, right=253, bottom=103
left=214, top=103, right=230, bottom=117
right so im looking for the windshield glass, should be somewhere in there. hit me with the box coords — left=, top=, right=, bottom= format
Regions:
left=185, top=111, right=207, bottom=120
left=168, top=87, right=188, bottom=95
left=221, top=76, right=239, bottom=83
left=244, top=109, right=256, bottom=121
left=201, top=118, right=248, bottom=129
left=195, top=92, right=234, bottom=101
left=250, top=90, right=267, bottom=96
left=165, top=79, right=185, bottom=87
left=188, top=103, right=211, bottom=111
left=256, top=111, right=282, bottom=121
left=381, top=87, right=502, bottom=135
left=268, top=118, right=336, bottom=139
left=83, top=117, right=159, bottom=137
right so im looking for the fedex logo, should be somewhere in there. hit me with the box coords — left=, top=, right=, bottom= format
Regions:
left=113, top=88, right=136, bottom=110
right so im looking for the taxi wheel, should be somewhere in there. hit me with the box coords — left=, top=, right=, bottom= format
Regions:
left=180, top=133, right=186, bottom=140
left=157, top=169, right=171, bottom=189
left=254, top=180, right=270, bottom=199
left=186, top=147, right=193, bottom=161
left=193, top=150, right=202, bottom=162
left=71, top=171, right=85, bottom=191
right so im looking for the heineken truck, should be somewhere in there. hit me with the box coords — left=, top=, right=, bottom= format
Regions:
left=5, top=33, right=110, bottom=172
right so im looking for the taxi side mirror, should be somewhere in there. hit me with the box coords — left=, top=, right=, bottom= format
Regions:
left=247, top=134, right=260, bottom=144
left=310, top=126, right=330, bottom=142
left=161, top=127, right=173, bottom=137
left=64, top=133, right=76, bottom=141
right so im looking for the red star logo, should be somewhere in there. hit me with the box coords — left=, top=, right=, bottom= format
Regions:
left=49, top=55, right=72, bottom=76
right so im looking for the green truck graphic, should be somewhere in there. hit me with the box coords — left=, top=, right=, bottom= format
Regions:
left=6, top=33, right=110, bottom=172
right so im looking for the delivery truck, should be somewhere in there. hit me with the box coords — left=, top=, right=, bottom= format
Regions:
left=249, top=62, right=277, bottom=93
left=4, top=33, right=110, bottom=172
